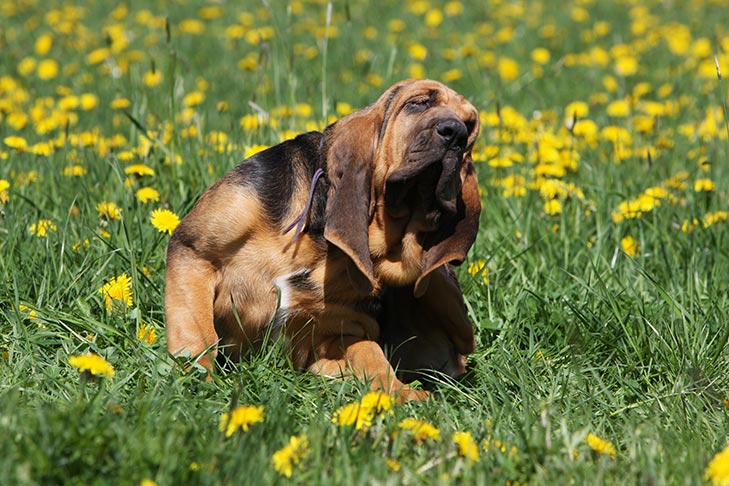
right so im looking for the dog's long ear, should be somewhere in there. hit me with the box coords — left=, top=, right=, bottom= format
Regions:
left=323, top=121, right=377, bottom=294
left=323, top=81, right=415, bottom=294
left=323, top=91, right=394, bottom=294
left=419, top=264, right=476, bottom=356
left=414, top=156, right=481, bottom=297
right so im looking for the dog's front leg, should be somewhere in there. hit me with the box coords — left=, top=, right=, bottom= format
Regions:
left=165, top=243, right=219, bottom=373
left=310, top=336, right=429, bottom=402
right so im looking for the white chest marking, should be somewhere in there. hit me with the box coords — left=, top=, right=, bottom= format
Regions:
left=272, top=269, right=309, bottom=324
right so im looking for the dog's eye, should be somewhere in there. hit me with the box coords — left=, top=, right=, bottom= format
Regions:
left=406, top=98, right=430, bottom=112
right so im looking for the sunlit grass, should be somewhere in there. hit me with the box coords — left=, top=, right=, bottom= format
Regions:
left=1, top=0, right=728, bottom=484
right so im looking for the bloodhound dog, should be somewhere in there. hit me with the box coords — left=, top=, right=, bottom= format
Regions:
left=165, top=79, right=481, bottom=401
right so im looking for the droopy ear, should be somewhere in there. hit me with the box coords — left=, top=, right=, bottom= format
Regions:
left=323, top=81, right=416, bottom=294
left=417, top=264, right=475, bottom=356
left=323, top=108, right=381, bottom=294
left=414, top=156, right=481, bottom=297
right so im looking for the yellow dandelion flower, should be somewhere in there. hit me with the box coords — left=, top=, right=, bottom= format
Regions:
left=219, top=405, right=265, bottom=437
left=602, top=74, right=619, bottom=92
left=367, top=73, right=384, bottom=87
left=69, top=352, right=115, bottom=379
left=199, top=5, right=224, bottom=20
left=614, top=55, right=638, bottom=76
left=424, top=9, right=443, bottom=27
left=544, top=199, right=563, bottom=215
left=35, top=33, right=53, bottom=56
left=72, top=239, right=90, bottom=251
left=409, top=62, right=426, bottom=79
left=0, top=179, right=9, bottom=203
left=97, top=201, right=122, bottom=220
left=332, top=391, right=394, bottom=431
left=37, top=59, right=59, bottom=80
left=705, top=445, right=729, bottom=486
left=644, top=186, right=668, bottom=200
left=586, top=433, right=616, bottom=458
left=139, top=479, right=157, bottom=486
left=99, top=273, right=133, bottom=311
left=443, top=68, right=462, bottom=83
left=487, top=156, right=513, bottom=168
left=63, top=165, right=87, bottom=177
left=183, top=91, right=205, bottom=107
left=398, top=418, right=441, bottom=442
left=80, top=93, right=99, bottom=110
left=497, top=57, right=520, bottom=81
left=239, top=114, right=262, bottom=131
left=272, top=434, right=309, bottom=478
left=408, top=42, right=428, bottom=62
left=143, top=70, right=163, bottom=88
left=110, top=98, right=131, bottom=110
left=444, top=1, right=464, bottom=16
left=86, top=47, right=110, bottom=65
left=243, top=144, right=270, bottom=159
left=238, top=53, right=259, bottom=71
left=294, top=103, right=312, bottom=118
left=359, top=391, right=394, bottom=414
left=137, top=324, right=158, bottom=344
left=136, top=187, right=160, bottom=203
left=607, top=99, right=631, bottom=117
left=336, top=102, right=354, bottom=117
left=16, top=171, right=38, bottom=186
left=7, top=112, right=29, bottom=131
left=19, top=304, right=38, bottom=321
left=4, top=135, right=28, bottom=151
left=620, top=236, right=639, bottom=257
left=467, top=259, right=489, bottom=284
left=30, top=142, right=53, bottom=157
left=703, top=211, right=728, bottom=228
left=18, top=57, right=37, bottom=77
left=531, top=47, right=551, bottom=65
left=386, top=459, right=401, bottom=472
left=389, top=19, right=406, bottom=33
left=694, top=178, right=716, bottom=192
left=124, top=164, right=155, bottom=177
left=332, top=402, right=367, bottom=429
left=453, top=431, right=479, bottom=463
left=206, top=131, right=229, bottom=148
left=29, top=219, right=57, bottom=237
left=681, top=218, right=699, bottom=233
left=58, top=95, right=80, bottom=111
left=179, top=19, right=205, bottom=35
left=150, top=209, right=180, bottom=234
left=564, top=101, right=590, bottom=119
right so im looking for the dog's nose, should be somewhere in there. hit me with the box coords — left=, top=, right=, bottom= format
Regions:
left=436, top=119, right=468, bottom=148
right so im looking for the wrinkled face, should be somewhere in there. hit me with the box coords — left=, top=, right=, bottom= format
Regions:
left=376, top=80, right=480, bottom=227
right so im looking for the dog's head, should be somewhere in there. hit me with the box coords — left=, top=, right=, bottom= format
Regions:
left=323, top=79, right=481, bottom=296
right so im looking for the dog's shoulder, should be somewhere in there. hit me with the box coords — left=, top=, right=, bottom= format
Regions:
left=226, top=131, right=326, bottom=228
left=228, top=131, right=324, bottom=185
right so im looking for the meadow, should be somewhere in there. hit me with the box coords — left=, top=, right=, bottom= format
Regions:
left=1, top=0, right=728, bottom=484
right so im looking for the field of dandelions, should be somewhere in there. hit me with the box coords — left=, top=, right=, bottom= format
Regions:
left=1, top=0, right=728, bottom=484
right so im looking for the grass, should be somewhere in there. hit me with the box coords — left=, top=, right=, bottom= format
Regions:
left=1, top=0, right=728, bottom=484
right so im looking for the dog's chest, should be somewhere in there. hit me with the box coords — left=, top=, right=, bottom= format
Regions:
left=272, top=269, right=316, bottom=315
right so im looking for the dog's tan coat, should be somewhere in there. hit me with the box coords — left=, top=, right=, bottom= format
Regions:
left=165, top=79, right=481, bottom=400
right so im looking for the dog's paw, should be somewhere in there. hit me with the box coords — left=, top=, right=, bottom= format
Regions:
left=395, top=386, right=430, bottom=403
